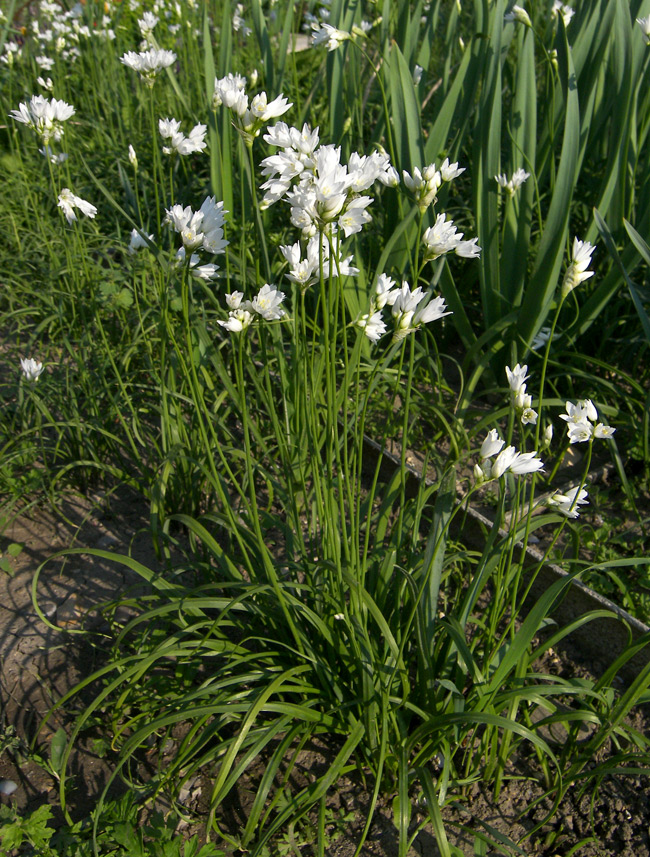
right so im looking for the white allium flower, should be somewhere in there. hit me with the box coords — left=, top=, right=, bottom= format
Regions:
left=128, top=144, right=138, bottom=169
left=128, top=228, right=153, bottom=254
left=138, top=11, right=158, bottom=37
left=251, top=284, right=286, bottom=320
left=226, top=291, right=244, bottom=309
left=159, top=117, right=206, bottom=156
left=57, top=188, right=97, bottom=224
left=39, top=146, right=68, bottom=164
left=165, top=197, right=228, bottom=255
left=548, top=486, right=588, bottom=519
left=218, top=308, right=253, bottom=332
left=36, top=55, right=55, bottom=70
left=637, top=16, right=650, bottom=45
left=521, top=407, right=538, bottom=426
left=120, top=48, right=176, bottom=85
left=422, top=213, right=481, bottom=261
left=505, top=363, right=529, bottom=393
left=20, top=357, right=44, bottom=381
left=403, top=164, right=441, bottom=211
left=593, top=423, right=616, bottom=439
left=559, top=398, right=615, bottom=444
left=390, top=282, right=450, bottom=340
left=357, top=311, right=387, bottom=343
left=505, top=4, right=532, bottom=26
left=440, top=158, right=465, bottom=182
left=233, top=4, right=252, bottom=37
left=543, top=424, right=554, bottom=447
left=551, top=2, right=574, bottom=27
left=412, top=64, right=423, bottom=85
left=491, top=445, right=544, bottom=479
left=495, top=168, right=530, bottom=196
left=212, top=72, right=247, bottom=110
left=37, top=76, right=54, bottom=91
left=561, top=237, right=595, bottom=298
left=311, top=23, right=350, bottom=50
left=480, top=429, right=505, bottom=460
left=531, top=326, right=552, bottom=351
left=10, top=95, right=75, bottom=145
left=374, top=273, right=397, bottom=310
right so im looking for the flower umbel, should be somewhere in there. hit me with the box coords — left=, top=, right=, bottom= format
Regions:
left=20, top=357, right=44, bottom=381
left=561, top=237, right=595, bottom=298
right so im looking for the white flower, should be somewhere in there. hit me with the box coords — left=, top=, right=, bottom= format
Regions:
left=120, top=49, right=176, bottom=85
left=636, top=15, right=650, bottom=44
left=233, top=4, right=252, bottom=37
left=213, top=72, right=247, bottom=110
left=390, top=282, right=450, bottom=340
left=159, top=117, right=207, bottom=156
left=165, top=197, right=228, bottom=255
left=593, top=423, right=616, bottom=439
left=492, top=445, right=544, bottom=478
left=403, top=164, right=441, bottom=211
left=311, top=23, right=350, bottom=50
left=218, top=308, right=253, bottom=332
left=480, top=429, right=505, bottom=460
left=551, top=2, right=574, bottom=27
left=37, top=76, right=54, bottom=91
left=128, top=144, right=138, bottom=169
left=559, top=399, right=615, bottom=443
left=20, top=357, right=44, bottom=381
left=505, top=363, right=529, bottom=394
left=57, top=188, right=97, bottom=224
left=138, top=11, right=158, bottom=37
left=505, top=5, right=532, bottom=27
left=39, top=146, right=68, bottom=164
left=412, top=64, right=423, bottom=85
left=531, top=326, right=552, bottom=351
left=521, top=407, right=538, bottom=426
left=128, top=228, right=153, bottom=254
left=357, top=311, right=386, bottom=342
left=440, top=158, right=465, bottom=182
left=422, top=213, right=481, bottom=261
left=226, top=291, right=244, bottom=309
left=374, top=273, right=397, bottom=310
left=561, top=237, right=595, bottom=298
left=543, top=424, right=554, bottom=447
left=548, top=486, right=588, bottom=519
left=251, top=284, right=286, bottom=320
left=36, top=55, right=55, bottom=70
left=495, top=168, right=530, bottom=196
left=10, top=95, right=75, bottom=145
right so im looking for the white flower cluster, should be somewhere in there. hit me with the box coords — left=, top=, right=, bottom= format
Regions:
left=505, top=363, right=538, bottom=426
left=120, top=48, right=176, bottom=86
left=495, top=168, right=530, bottom=196
left=10, top=95, right=75, bottom=145
left=474, top=429, right=544, bottom=482
left=504, top=5, right=532, bottom=27
left=213, top=73, right=292, bottom=145
left=403, top=159, right=464, bottom=212
left=311, top=23, right=351, bottom=51
left=57, top=188, right=97, bottom=224
left=551, top=2, right=575, bottom=27
left=233, top=3, right=252, bottom=38
left=422, top=212, right=481, bottom=261
left=548, top=485, right=588, bottom=519
left=559, top=399, right=615, bottom=444
left=218, top=285, right=286, bottom=332
left=20, top=357, right=44, bottom=382
left=356, top=274, right=450, bottom=343
left=561, top=237, right=595, bottom=298
left=165, top=196, right=229, bottom=259
left=158, top=117, right=207, bottom=156
left=280, top=233, right=359, bottom=292
left=260, top=122, right=398, bottom=238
